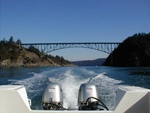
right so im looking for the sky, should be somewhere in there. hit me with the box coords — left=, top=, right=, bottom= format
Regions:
left=0, top=0, right=150, bottom=61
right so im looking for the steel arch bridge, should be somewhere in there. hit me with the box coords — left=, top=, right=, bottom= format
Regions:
left=22, top=42, right=121, bottom=54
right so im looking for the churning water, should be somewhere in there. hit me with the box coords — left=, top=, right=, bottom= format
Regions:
left=1, top=66, right=150, bottom=110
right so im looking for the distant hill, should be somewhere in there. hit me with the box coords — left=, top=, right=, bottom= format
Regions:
left=104, top=33, right=150, bottom=67
left=72, top=58, right=106, bottom=66
left=0, top=37, right=74, bottom=67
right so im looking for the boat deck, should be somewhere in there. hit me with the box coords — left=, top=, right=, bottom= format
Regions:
left=0, top=85, right=150, bottom=113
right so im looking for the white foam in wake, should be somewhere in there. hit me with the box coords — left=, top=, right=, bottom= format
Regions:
left=88, top=72, right=123, bottom=110
left=8, top=68, right=123, bottom=110
left=48, top=70, right=123, bottom=110
left=48, top=69, right=89, bottom=109
left=9, top=72, right=47, bottom=98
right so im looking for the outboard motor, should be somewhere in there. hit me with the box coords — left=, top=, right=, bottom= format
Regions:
left=78, top=83, right=109, bottom=110
left=42, top=82, right=64, bottom=110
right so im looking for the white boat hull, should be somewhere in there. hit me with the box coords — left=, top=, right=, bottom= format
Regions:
left=0, top=85, right=149, bottom=113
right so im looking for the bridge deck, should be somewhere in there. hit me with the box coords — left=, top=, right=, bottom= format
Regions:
left=21, top=42, right=121, bottom=54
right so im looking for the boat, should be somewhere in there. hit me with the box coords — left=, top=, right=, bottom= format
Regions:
left=0, top=83, right=150, bottom=113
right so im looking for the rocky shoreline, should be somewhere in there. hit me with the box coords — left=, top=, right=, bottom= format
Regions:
left=0, top=48, right=75, bottom=67
left=0, top=38, right=74, bottom=67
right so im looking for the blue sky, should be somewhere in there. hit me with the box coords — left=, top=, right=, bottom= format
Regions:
left=0, top=0, right=150, bottom=61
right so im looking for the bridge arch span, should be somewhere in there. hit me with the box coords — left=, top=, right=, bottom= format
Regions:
left=22, top=42, right=120, bottom=54
left=46, top=46, right=111, bottom=54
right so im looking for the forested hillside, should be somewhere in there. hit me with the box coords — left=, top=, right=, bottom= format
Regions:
left=0, top=37, right=73, bottom=67
left=104, top=33, right=150, bottom=67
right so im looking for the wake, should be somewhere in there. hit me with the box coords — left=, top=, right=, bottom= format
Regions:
left=8, top=67, right=123, bottom=110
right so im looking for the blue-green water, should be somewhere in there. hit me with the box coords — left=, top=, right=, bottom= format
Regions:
left=0, top=66, right=150, bottom=110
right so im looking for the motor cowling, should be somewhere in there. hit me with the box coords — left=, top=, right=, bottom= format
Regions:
left=42, top=82, right=63, bottom=110
left=78, top=83, right=99, bottom=110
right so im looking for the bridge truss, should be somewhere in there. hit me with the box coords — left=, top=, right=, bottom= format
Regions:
left=22, top=42, right=120, bottom=54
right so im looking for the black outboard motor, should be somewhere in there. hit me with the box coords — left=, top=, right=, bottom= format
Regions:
left=78, top=83, right=109, bottom=110
left=42, top=82, right=64, bottom=110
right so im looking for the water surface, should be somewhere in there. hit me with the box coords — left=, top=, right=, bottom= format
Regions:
left=0, top=66, right=150, bottom=110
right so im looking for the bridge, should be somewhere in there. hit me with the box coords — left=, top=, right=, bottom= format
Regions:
left=22, top=42, right=121, bottom=54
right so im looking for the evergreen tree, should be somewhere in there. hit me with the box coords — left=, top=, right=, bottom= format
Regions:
left=9, top=36, right=15, bottom=44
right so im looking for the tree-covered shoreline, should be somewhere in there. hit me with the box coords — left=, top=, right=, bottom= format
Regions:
left=0, top=37, right=73, bottom=67
left=104, top=33, right=150, bottom=67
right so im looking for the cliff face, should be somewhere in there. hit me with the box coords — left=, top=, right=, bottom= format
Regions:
left=0, top=40, right=74, bottom=67
left=104, top=33, right=150, bottom=67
